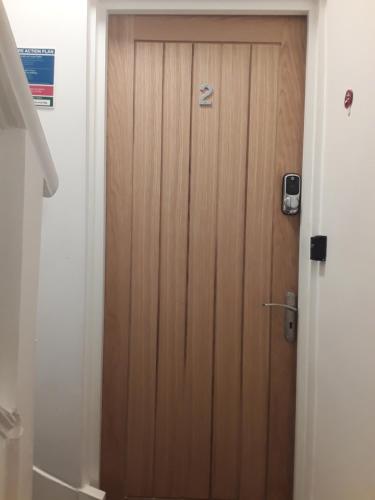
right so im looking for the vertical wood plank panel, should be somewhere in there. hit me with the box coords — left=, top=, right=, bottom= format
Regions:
left=126, top=41, right=164, bottom=497
left=104, top=17, right=307, bottom=500
left=133, top=15, right=286, bottom=44
left=267, top=18, right=306, bottom=500
left=240, top=44, right=280, bottom=500
left=154, top=42, right=193, bottom=498
left=101, top=16, right=135, bottom=500
left=211, top=43, right=251, bottom=500
left=185, top=43, right=222, bottom=499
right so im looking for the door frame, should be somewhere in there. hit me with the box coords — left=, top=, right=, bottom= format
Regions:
left=84, top=2, right=325, bottom=500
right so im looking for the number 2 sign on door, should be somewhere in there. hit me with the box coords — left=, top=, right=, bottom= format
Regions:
left=199, top=83, right=214, bottom=106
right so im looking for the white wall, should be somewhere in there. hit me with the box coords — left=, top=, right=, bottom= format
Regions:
left=313, top=1, right=375, bottom=499
left=4, top=1, right=375, bottom=499
left=3, top=0, right=89, bottom=490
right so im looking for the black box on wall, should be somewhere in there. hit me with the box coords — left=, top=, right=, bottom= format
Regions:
left=310, top=235, right=327, bottom=262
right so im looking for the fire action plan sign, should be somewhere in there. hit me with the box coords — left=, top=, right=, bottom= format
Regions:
left=18, top=48, right=55, bottom=108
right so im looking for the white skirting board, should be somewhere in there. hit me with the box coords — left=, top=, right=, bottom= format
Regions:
left=33, top=468, right=105, bottom=500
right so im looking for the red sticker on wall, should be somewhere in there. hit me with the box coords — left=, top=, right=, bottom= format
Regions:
left=344, top=89, right=353, bottom=115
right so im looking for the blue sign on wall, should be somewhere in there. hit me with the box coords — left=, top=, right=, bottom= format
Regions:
left=18, top=48, right=55, bottom=108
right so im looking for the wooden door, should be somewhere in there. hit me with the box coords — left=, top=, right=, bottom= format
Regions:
left=102, top=15, right=306, bottom=500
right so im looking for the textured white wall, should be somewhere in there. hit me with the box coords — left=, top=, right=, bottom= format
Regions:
left=3, top=0, right=89, bottom=489
left=313, top=1, right=375, bottom=499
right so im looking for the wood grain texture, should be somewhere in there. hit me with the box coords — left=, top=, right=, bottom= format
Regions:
left=154, top=42, right=193, bottom=498
left=103, top=15, right=307, bottom=500
left=184, top=43, right=222, bottom=499
left=240, top=44, right=280, bottom=500
left=125, top=41, right=164, bottom=497
left=211, top=43, right=251, bottom=500
left=134, top=15, right=287, bottom=44
left=266, top=17, right=307, bottom=500
left=101, top=16, right=134, bottom=500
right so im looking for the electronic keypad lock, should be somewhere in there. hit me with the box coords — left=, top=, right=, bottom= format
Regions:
left=282, top=173, right=301, bottom=215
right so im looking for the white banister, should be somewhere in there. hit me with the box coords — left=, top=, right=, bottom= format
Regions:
left=0, top=407, right=23, bottom=500
left=0, top=2, right=58, bottom=499
left=0, top=0, right=58, bottom=196
left=0, top=407, right=22, bottom=441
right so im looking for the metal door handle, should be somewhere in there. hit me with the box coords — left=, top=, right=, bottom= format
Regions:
left=263, top=303, right=298, bottom=313
left=262, top=291, right=298, bottom=343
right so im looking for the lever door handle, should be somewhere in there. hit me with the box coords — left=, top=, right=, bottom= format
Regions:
left=263, top=302, right=298, bottom=313
left=262, top=291, right=298, bottom=343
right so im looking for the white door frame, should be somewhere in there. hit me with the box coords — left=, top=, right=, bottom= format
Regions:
left=84, top=2, right=325, bottom=499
